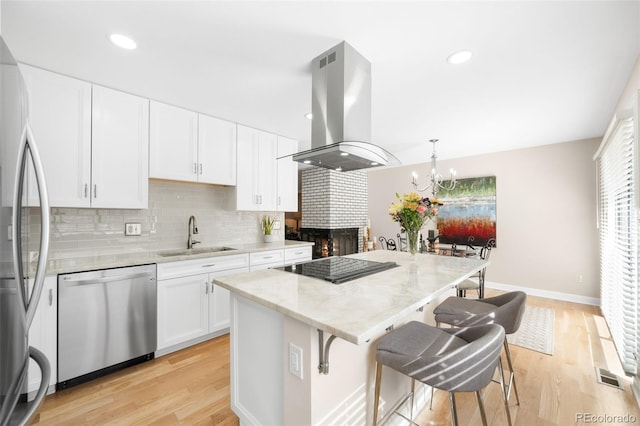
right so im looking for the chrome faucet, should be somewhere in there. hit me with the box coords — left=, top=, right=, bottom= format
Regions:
left=187, top=215, right=201, bottom=249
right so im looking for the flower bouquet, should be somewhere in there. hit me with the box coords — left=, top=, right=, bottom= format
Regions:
left=388, top=192, right=441, bottom=255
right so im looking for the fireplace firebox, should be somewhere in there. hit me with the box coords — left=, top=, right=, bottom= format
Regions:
left=299, top=228, right=359, bottom=259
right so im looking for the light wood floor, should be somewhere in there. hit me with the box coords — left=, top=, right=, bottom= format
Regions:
left=32, top=291, right=640, bottom=425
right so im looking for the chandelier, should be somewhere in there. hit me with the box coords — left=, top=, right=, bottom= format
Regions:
left=411, top=139, right=457, bottom=198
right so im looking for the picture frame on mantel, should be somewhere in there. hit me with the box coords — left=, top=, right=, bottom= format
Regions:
left=436, top=176, right=497, bottom=247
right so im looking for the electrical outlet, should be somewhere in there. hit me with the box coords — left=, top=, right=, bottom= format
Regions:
left=273, top=220, right=281, bottom=230
left=125, top=223, right=142, bottom=236
left=289, top=343, right=303, bottom=380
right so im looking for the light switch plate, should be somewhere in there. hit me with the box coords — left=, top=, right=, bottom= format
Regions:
left=125, top=223, right=142, bottom=236
left=289, top=343, right=303, bottom=380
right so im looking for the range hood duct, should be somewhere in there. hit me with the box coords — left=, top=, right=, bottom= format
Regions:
left=292, top=41, right=399, bottom=172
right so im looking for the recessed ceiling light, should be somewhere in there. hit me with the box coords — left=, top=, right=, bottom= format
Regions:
left=447, top=50, right=472, bottom=65
left=304, top=112, right=313, bottom=120
left=340, top=152, right=349, bottom=156
left=371, top=162, right=379, bottom=166
left=303, top=160, right=311, bottom=164
left=109, top=33, right=137, bottom=50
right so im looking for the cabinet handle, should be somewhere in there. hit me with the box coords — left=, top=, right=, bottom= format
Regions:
left=48, top=288, right=53, bottom=306
left=263, top=255, right=273, bottom=259
left=93, top=184, right=97, bottom=198
left=193, top=163, right=198, bottom=174
left=278, top=196, right=281, bottom=205
left=205, top=282, right=209, bottom=294
left=210, top=282, right=214, bottom=293
left=255, top=195, right=259, bottom=205
left=199, top=163, right=203, bottom=175
left=259, top=195, right=263, bottom=204
left=201, top=264, right=216, bottom=268
left=84, top=183, right=88, bottom=198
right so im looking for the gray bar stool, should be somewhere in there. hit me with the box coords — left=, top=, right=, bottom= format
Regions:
left=433, top=291, right=527, bottom=410
left=373, top=321, right=512, bottom=426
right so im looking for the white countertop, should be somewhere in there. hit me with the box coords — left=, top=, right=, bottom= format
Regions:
left=44, top=240, right=314, bottom=275
left=213, top=250, right=488, bottom=345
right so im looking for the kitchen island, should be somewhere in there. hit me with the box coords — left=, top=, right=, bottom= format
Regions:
left=214, top=250, right=488, bottom=425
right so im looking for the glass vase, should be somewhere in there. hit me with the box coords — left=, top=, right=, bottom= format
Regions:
left=406, top=228, right=419, bottom=256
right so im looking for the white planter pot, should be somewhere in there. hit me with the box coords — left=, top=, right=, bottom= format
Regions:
left=264, top=234, right=275, bottom=243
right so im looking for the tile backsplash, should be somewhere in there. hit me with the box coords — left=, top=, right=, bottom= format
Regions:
left=46, top=180, right=284, bottom=259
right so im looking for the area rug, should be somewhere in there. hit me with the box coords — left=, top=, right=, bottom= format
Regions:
left=507, top=305, right=555, bottom=355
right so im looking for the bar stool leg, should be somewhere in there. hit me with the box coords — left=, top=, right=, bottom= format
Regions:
left=429, top=385, right=434, bottom=410
left=373, top=363, right=382, bottom=426
left=497, top=359, right=513, bottom=426
left=503, top=338, right=520, bottom=405
left=448, top=392, right=459, bottom=426
left=409, top=378, right=416, bottom=420
left=475, top=390, right=488, bottom=426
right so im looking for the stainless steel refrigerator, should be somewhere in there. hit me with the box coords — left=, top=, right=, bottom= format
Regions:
left=0, top=36, right=51, bottom=425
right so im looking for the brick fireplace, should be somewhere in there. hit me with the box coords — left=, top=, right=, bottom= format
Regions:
left=301, top=168, right=368, bottom=258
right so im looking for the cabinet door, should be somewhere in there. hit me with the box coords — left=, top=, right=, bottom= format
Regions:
left=149, top=101, right=198, bottom=182
left=236, top=125, right=277, bottom=211
left=28, top=276, right=57, bottom=393
left=20, top=65, right=92, bottom=207
left=257, top=131, right=278, bottom=211
left=209, top=267, right=248, bottom=332
left=157, top=274, right=209, bottom=350
left=236, top=125, right=260, bottom=210
left=276, top=136, right=298, bottom=212
left=198, top=114, right=237, bottom=185
left=91, top=85, right=149, bottom=209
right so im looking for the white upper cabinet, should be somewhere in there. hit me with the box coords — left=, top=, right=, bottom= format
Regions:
left=198, top=114, right=236, bottom=185
left=20, top=66, right=149, bottom=209
left=149, top=101, right=237, bottom=186
left=149, top=100, right=198, bottom=182
left=91, top=85, right=149, bottom=209
left=276, top=136, right=298, bottom=212
left=236, top=125, right=277, bottom=211
left=20, top=64, right=92, bottom=207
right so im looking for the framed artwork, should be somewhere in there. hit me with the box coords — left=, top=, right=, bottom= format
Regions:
left=436, top=176, right=497, bottom=247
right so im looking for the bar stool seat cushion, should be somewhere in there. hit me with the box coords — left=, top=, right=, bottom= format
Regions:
left=433, top=297, right=496, bottom=327
left=376, top=321, right=504, bottom=392
left=434, top=292, right=527, bottom=334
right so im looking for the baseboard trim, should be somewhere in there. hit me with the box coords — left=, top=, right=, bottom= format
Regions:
left=632, top=376, right=640, bottom=408
left=485, top=281, right=600, bottom=306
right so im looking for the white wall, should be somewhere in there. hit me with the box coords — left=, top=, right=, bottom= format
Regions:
left=368, top=137, right=600, bottom=301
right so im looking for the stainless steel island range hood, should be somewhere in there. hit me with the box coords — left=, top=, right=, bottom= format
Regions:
left=292, top=42, right=399, bottom=172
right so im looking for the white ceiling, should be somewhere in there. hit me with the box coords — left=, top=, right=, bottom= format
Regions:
left=2, top=1, right=639, bottom=166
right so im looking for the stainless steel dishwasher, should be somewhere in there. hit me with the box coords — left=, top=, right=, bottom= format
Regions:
left=57, top=264, right=157, bottom=389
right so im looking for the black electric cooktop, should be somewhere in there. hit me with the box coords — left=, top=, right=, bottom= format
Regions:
left=275, top=256, right=399, bottom=284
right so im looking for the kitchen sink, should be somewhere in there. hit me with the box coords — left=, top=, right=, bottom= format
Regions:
left=157, top=246, right=238, bottom=257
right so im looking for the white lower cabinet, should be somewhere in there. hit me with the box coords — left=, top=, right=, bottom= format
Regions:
left=249, top=246, right=313, bottom=271
left=28, top=276, right=57, bottom=395
left=156, top=254, right=249, bottom=354
left=249, top=249, right=285, bottom=271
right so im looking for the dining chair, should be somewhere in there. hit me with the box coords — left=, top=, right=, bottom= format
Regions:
left=378, top=236, right=397, bottom=251
left=456, top=238, right=496, bottom=298
left=373, top=322, right=512, bottom=426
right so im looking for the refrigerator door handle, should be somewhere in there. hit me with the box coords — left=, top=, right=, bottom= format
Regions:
left=12, top=124, right=51, bottom=330
left=13, top=347, right=51, bottom=426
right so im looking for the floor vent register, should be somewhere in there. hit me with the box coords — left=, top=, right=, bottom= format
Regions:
left=595, top=367, right=623, bottom=389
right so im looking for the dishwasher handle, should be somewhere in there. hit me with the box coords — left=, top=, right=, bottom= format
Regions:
left=61, top=272, right=155, bottom=286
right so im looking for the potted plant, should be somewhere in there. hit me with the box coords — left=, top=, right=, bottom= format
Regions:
left=262, top=215, right=276, bottom=243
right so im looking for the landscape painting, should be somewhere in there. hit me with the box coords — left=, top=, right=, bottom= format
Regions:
left=436, top=176, right=497, bottom=247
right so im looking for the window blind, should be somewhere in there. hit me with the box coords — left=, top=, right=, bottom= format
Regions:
left=596, top=114, right=637, bottom=375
